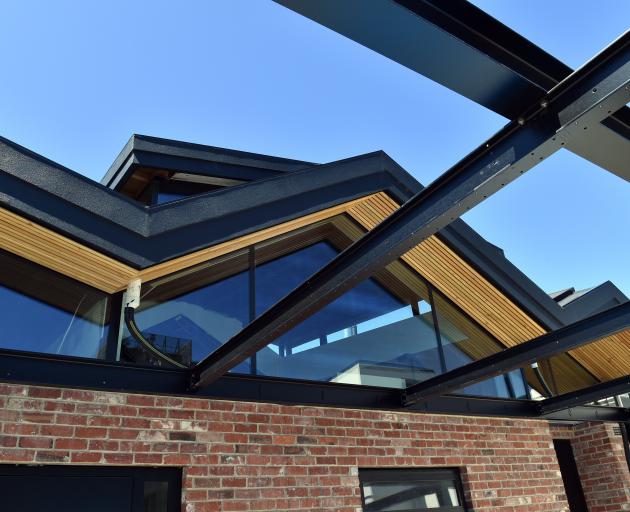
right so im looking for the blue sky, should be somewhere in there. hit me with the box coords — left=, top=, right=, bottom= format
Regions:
left=1, top=1, right=629, bottom=296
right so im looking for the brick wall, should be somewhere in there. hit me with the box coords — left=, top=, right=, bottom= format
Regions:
left=571, top=422, right=630, bottom=511
left=0, top=383, right=571, bottom=511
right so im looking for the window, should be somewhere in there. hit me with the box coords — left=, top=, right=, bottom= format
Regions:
left=359, top=468, right=467, bottom=511
left=0, top=249, right=111, bottom=359
left=117, top=214, right=528, bottom=398
left=119, top=250, right=251, bottom=371
left=431, top=291, right=528, bottom=399
left=254, top=242, right=443, bottom=387
left=0, top=465, right=181, bottom=512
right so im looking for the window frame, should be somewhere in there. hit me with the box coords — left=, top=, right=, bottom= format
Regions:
left=0, top=464, right=182, bottom=512
left=358, top=468, right=468, bottom=512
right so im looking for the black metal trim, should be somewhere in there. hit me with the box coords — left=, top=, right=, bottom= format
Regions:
left=532, top=362, right=554, bottom=398
left=428, top=286, right=447, bottom=374
left=358, top=467, right=467, bottom=511
left=0, top=464, right=182, bottom=512
left=105, top=292, right=124, bottom=361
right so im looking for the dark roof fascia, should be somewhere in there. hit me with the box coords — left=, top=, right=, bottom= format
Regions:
left=101, top=134, right=315, bottom=190
left=140, top=151, right=414, bottom=264
left=0, top=135, right=147, bottom=231
left=560, top=281, right=629, bottom=324
left=0, top=137, right=412, bottom=268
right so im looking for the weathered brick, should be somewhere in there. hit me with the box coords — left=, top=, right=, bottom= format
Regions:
left=3, top=383, right=619, bottom=511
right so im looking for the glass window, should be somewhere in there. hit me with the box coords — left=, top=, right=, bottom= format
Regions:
left=119, top=250, right=251, bottom=370
left=253, top=242, right=443, bottom=388
left=0, top=250, right=111, bottom=358
left=359, top=468, right=466, bottom=511
left=432, top=291, right=528, bottom=399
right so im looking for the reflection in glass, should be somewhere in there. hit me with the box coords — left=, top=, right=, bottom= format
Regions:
left=0, top=250, right=111, bottom=358
left=254, top=242, right=443, bottom=388
left=523, top=353, right=598, bottom=397
left=119, top=251, right=250, bottom=370
left=360, top=469, right=464, bottom=511
left=144, top=481, right=168, bottom=512
left=432, top=291, right=528, bottom=399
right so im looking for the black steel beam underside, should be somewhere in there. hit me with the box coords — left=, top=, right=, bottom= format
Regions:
left=191, top=31, right=630, bottom=390
left=403, top=302, right=630, bottom=405
left=274, top=0, right=630, bottom=181
left=540, top=374, right=630, bottom=415
left=0, top=347, right=627, bottom=423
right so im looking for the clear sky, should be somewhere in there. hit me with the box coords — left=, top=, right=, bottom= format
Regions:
left=1, top=1, right=629, bottom=296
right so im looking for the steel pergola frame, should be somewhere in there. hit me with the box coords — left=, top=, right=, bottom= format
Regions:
left=191, top=27, right=630, bottom=397
left=179, top=5, right=630, bottom=421
left=1, top=2, right=629, bottom=425
left=274, top=0, right=630, bottom=182
left=403, top=302, right=630, bottom=405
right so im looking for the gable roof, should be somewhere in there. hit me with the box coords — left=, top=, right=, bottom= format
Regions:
left=102, top=134, right=316, bottom=192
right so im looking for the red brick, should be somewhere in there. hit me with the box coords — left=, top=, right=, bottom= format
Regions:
left=0, top=383, right=608, bottom=511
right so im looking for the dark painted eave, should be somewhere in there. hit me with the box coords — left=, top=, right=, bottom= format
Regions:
left=559, top=281, right=629, bottom=324
left=0, top=135, right=414, bottom=268
left=101, top=134, right=316, bottom=191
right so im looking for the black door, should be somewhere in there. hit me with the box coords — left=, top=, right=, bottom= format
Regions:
left=0, top=465, right=181, bottom=512
left=553, top=439, right=588, bottom=512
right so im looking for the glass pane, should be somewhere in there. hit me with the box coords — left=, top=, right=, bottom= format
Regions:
left=432, top=291, right=528, bottom=399
left=361, top=472, right=462, bottom=511
left=120, top=250, right=250, bottom=369
left=253, top=243, right=442, bottom=388
left=144, top=481, right=168, bottom=512
left=0, top=250, right=110, bottom=358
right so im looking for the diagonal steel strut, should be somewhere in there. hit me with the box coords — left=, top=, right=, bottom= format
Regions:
left=191, top=31, right=630, bottom=391
left=403, top=302, right=630, bottom=405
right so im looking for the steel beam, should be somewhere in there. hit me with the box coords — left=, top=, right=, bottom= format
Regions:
left=0, top=348, right=628, bottom=423
left=274, top=0, right=630, bottom=181
left=403, top=302, right=630, bottom=405
left=191, top=33, right=630, bottom=390
left=407, top=394, right=630, bottom=423
left=540, top=374, right=630, bottom=415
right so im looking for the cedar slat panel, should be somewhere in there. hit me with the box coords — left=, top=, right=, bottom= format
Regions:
left=0, top=208, right=136, bottom=293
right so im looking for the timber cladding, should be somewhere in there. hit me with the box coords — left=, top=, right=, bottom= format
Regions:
left=0, top=207, right=137, bottom=293
left=1, top=191, right=628, bottom=387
